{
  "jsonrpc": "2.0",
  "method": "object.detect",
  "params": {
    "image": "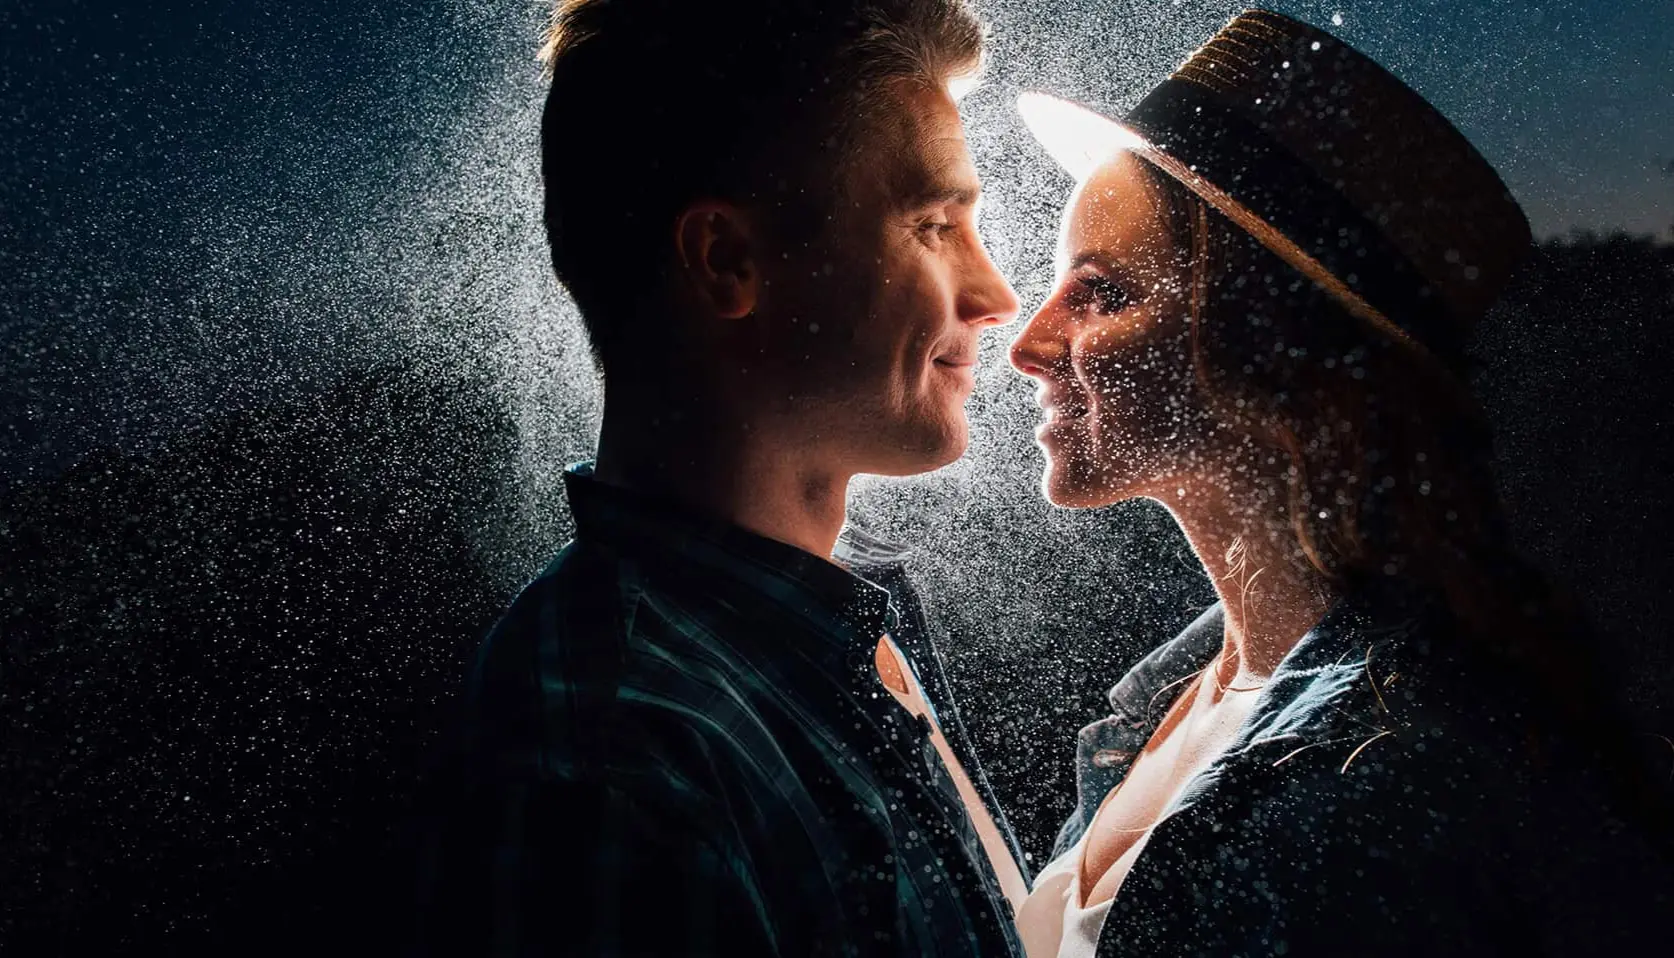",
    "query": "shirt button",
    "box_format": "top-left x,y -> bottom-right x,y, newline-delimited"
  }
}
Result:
1092,748 -> 1133,768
